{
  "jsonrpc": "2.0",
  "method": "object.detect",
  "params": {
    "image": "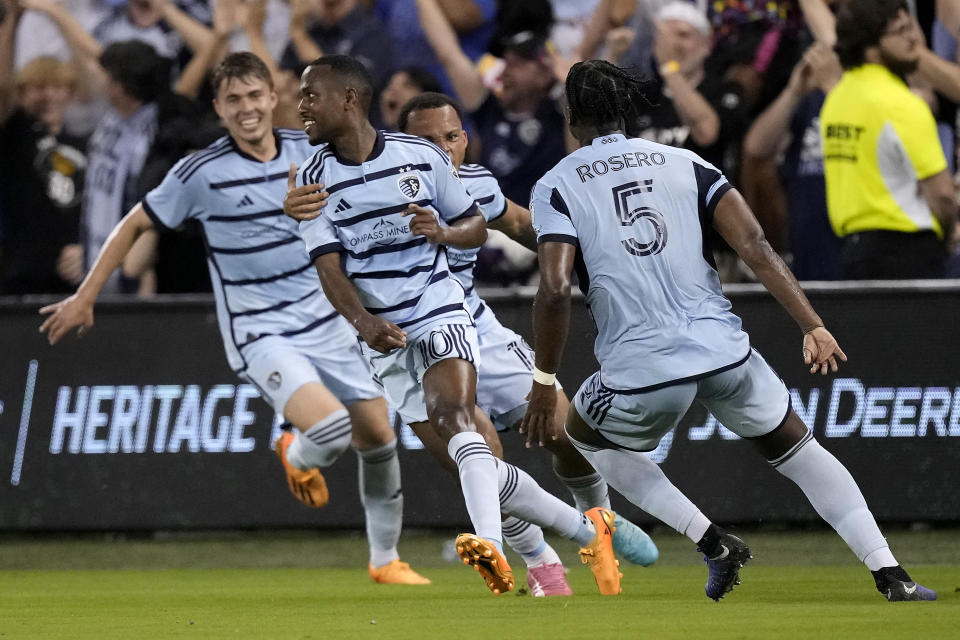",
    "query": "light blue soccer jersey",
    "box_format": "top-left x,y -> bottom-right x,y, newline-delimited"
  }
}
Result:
297,131 -> 480,337
447,163 -> 507,319
143,129 -> 340,372
531,133 -> 750,392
